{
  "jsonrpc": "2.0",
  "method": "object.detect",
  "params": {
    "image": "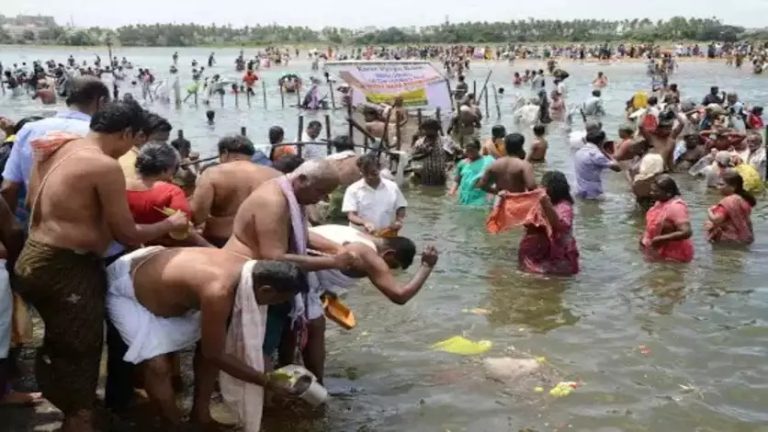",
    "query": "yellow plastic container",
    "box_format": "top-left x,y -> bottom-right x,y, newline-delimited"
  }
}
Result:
323,296 -> 356,330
